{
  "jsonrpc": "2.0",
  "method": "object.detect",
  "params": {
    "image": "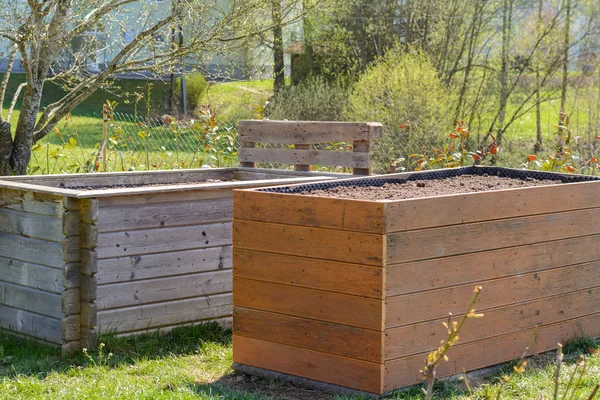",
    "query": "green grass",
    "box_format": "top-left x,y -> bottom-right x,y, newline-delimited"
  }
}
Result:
0,325 -> 598,400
